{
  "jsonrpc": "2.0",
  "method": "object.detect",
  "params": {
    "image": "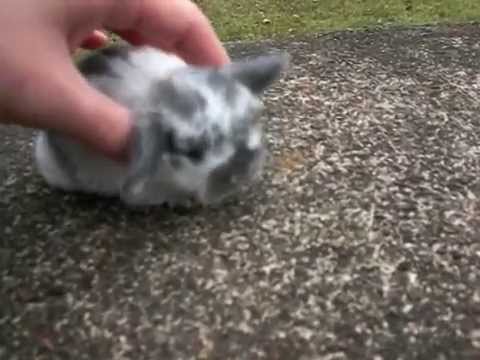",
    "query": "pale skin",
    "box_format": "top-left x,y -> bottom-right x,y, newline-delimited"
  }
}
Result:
0,0 -> 230,160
